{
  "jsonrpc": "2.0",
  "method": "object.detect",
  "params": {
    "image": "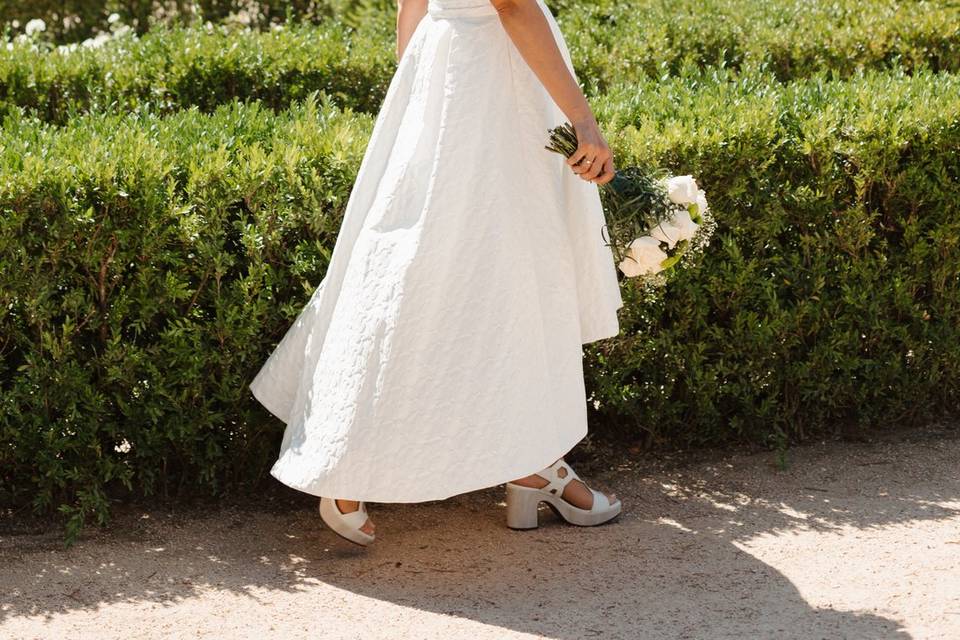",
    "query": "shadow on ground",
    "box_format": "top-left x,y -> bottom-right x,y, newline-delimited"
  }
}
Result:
2,421 -> 958,639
